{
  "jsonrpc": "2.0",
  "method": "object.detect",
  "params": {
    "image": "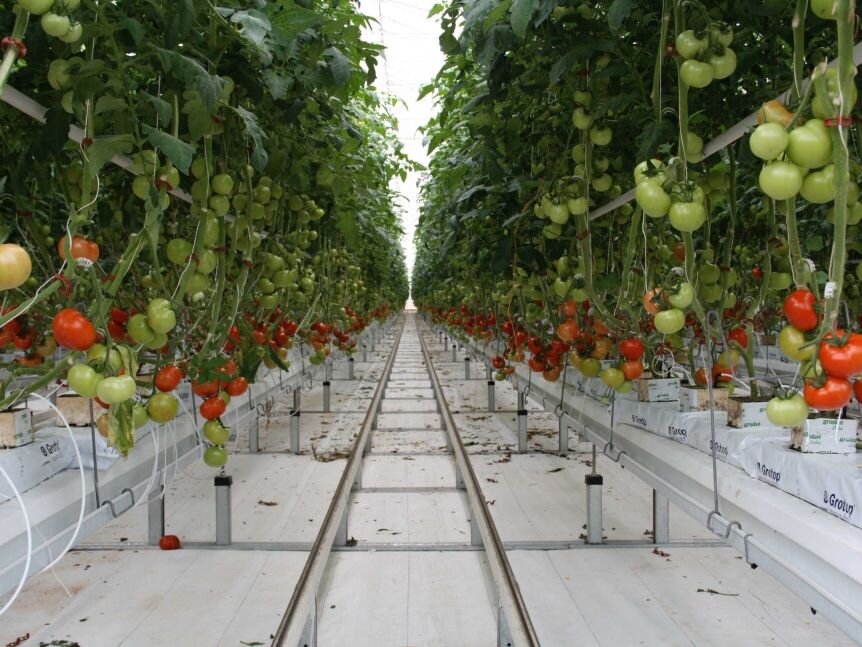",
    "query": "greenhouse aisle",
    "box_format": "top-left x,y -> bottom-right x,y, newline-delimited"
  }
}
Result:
0,314 -> 853,646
